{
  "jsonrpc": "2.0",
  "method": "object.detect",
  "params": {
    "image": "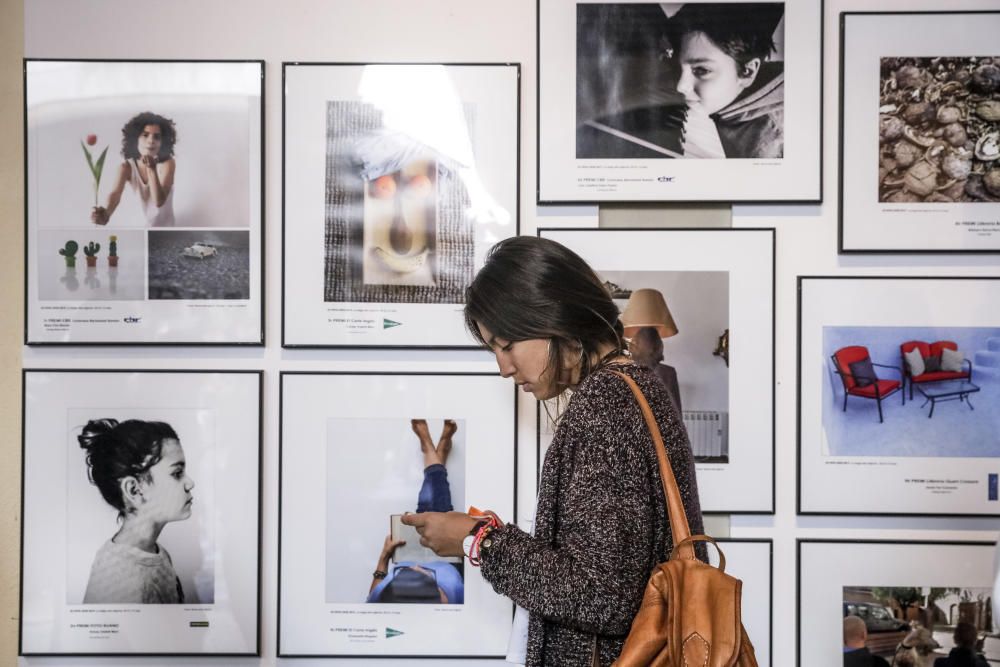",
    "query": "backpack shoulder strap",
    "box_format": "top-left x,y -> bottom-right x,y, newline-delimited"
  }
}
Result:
611,370 -> 694,560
